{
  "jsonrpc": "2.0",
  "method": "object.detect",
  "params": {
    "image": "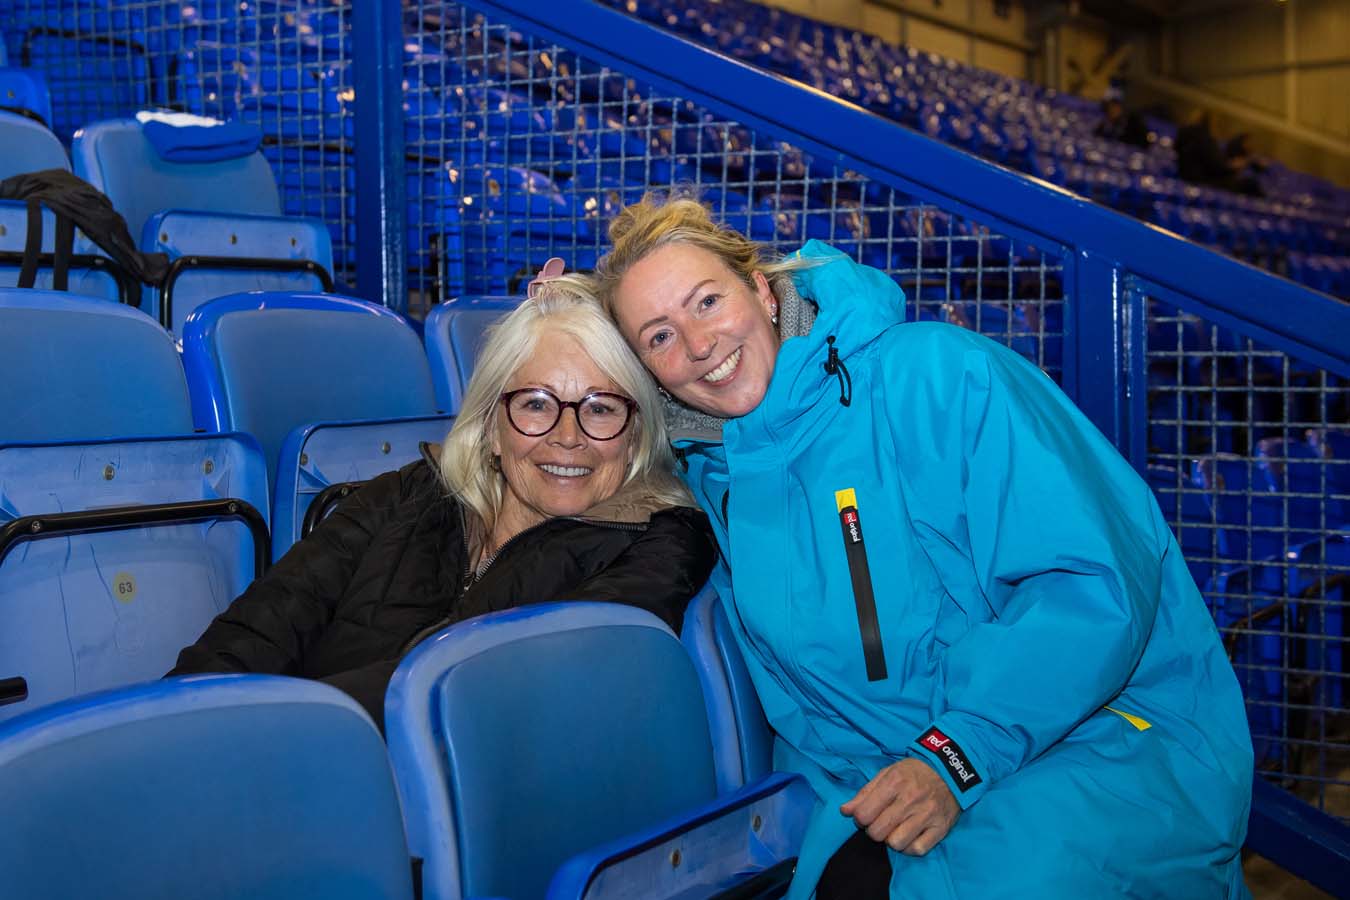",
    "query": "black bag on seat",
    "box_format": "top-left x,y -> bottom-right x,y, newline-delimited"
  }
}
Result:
0,168 -> 168,292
